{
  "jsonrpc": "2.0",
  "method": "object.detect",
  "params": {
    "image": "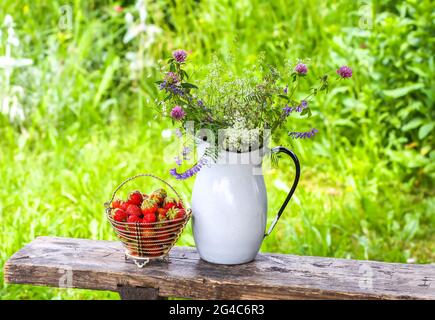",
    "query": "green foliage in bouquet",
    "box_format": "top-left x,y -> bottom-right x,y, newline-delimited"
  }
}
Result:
155,50 -> 352,172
